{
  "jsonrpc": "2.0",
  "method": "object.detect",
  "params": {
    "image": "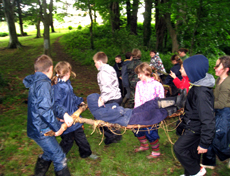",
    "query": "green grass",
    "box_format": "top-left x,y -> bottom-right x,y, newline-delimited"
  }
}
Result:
0,27 -> 229,176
